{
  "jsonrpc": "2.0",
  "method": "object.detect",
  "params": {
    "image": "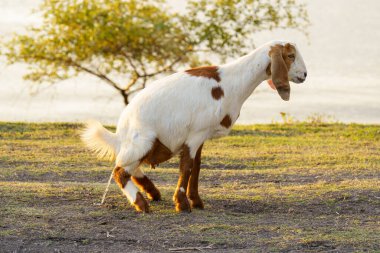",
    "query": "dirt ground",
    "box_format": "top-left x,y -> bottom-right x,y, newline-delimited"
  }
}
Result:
0,122 -> 379,252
